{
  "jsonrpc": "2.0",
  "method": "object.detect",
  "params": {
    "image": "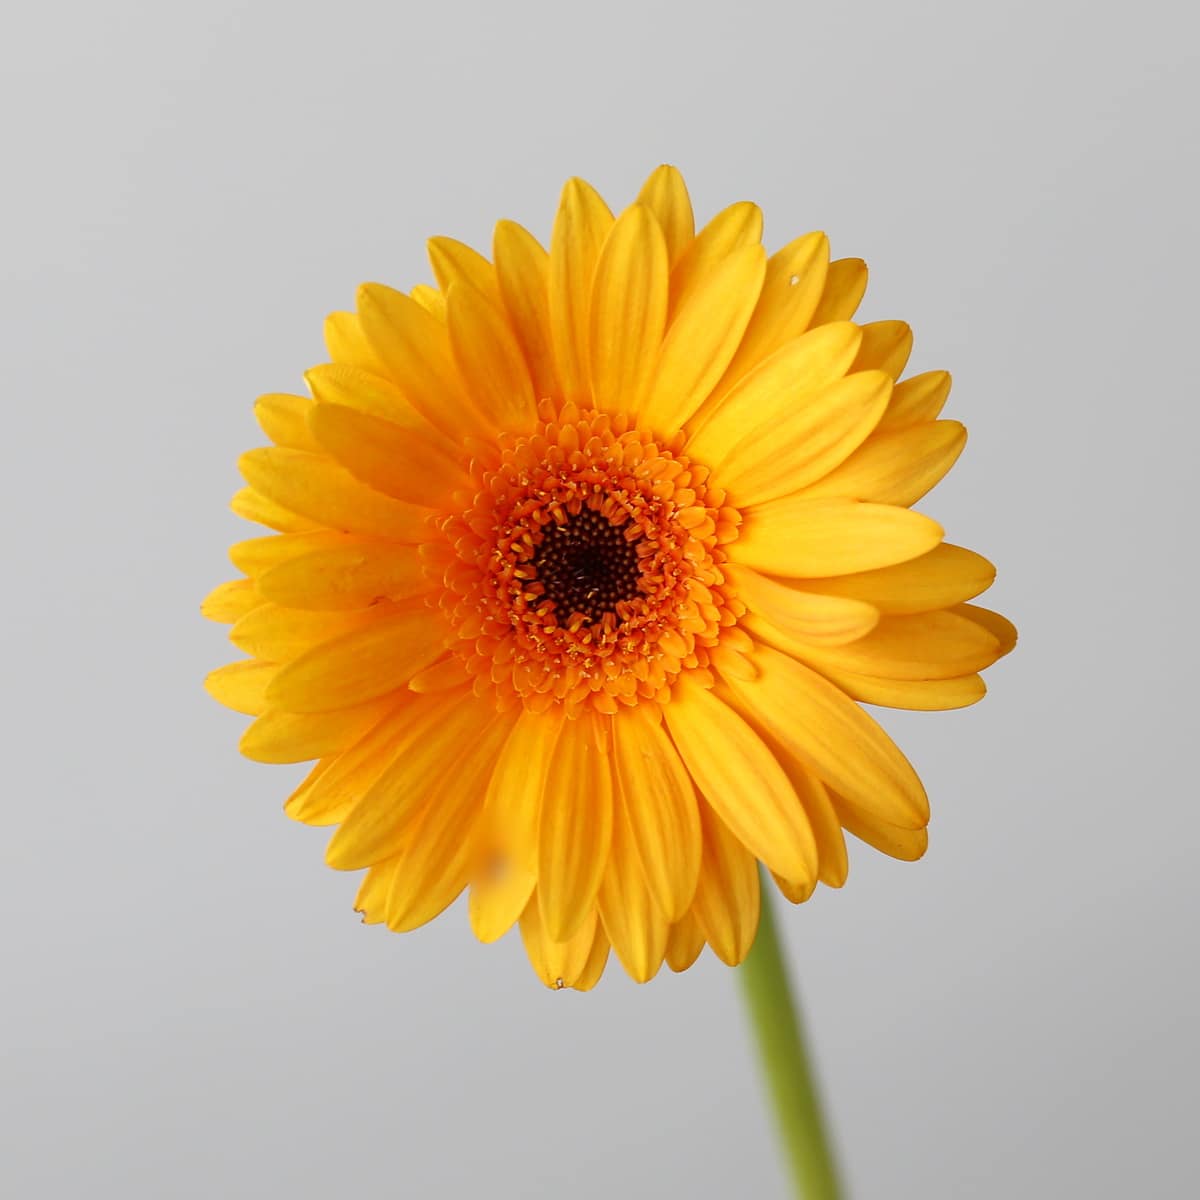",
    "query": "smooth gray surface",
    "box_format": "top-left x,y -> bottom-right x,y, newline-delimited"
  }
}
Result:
3,2 -> 1196,1196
